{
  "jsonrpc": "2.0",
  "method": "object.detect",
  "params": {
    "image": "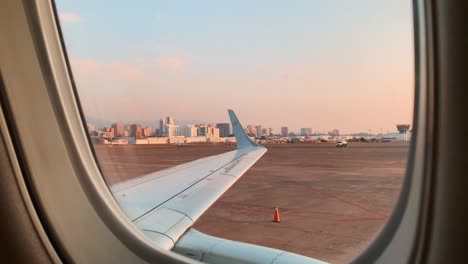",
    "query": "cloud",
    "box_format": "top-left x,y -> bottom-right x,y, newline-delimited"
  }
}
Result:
154,56 -> 187,71
70,59 -> 147,80
69,55 -> 188,82
58,12 -> 81,23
